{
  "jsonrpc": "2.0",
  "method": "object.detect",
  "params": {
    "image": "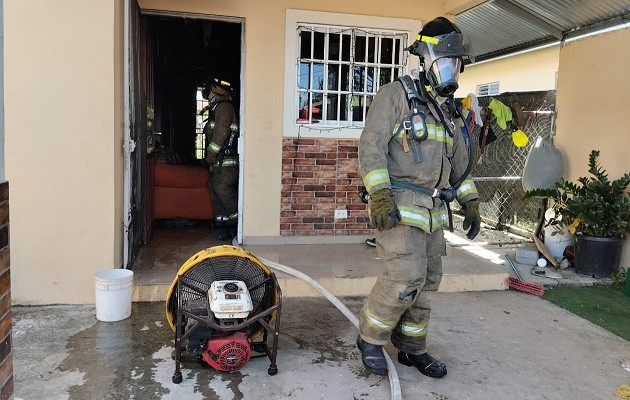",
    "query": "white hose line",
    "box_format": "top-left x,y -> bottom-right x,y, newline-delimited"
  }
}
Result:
259,257 -> 403,400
